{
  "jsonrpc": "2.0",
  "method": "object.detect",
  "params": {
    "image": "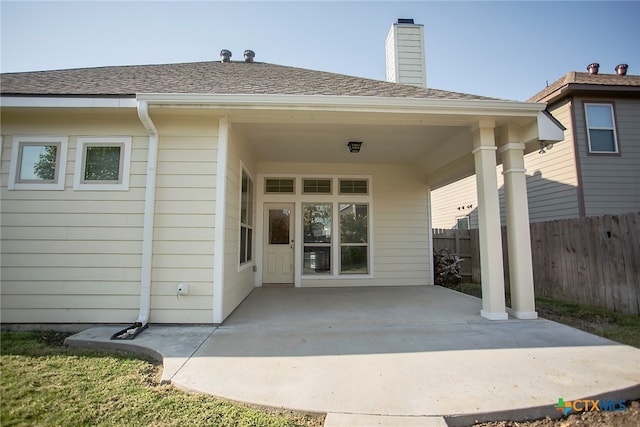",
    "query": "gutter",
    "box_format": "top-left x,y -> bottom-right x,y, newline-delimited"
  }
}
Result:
112,100 -> 158,339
